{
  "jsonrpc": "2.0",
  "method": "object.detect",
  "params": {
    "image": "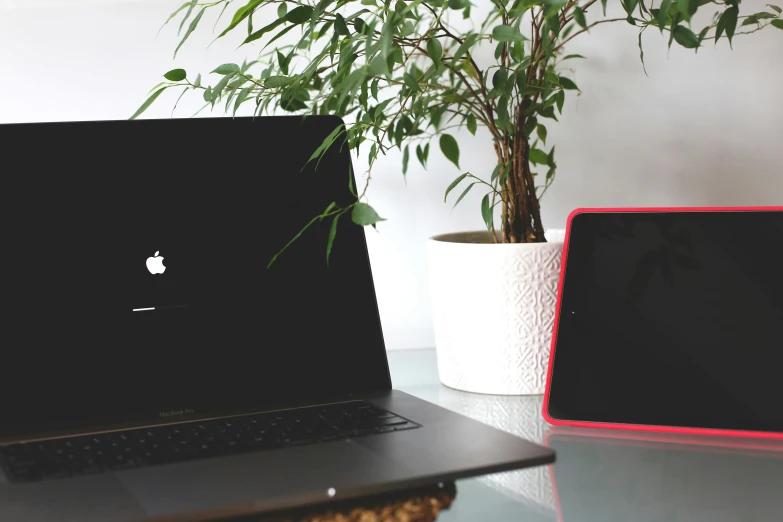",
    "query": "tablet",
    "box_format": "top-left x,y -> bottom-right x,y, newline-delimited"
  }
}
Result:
543,207 -> 783,439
